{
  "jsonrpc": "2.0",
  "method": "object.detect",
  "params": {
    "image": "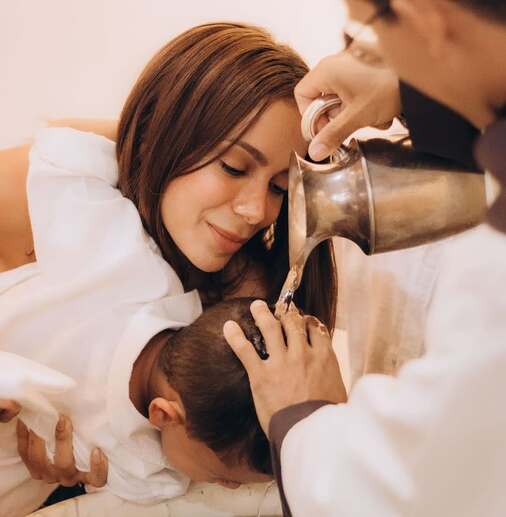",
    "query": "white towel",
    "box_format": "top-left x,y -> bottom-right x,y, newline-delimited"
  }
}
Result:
0,351 -> 75,442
